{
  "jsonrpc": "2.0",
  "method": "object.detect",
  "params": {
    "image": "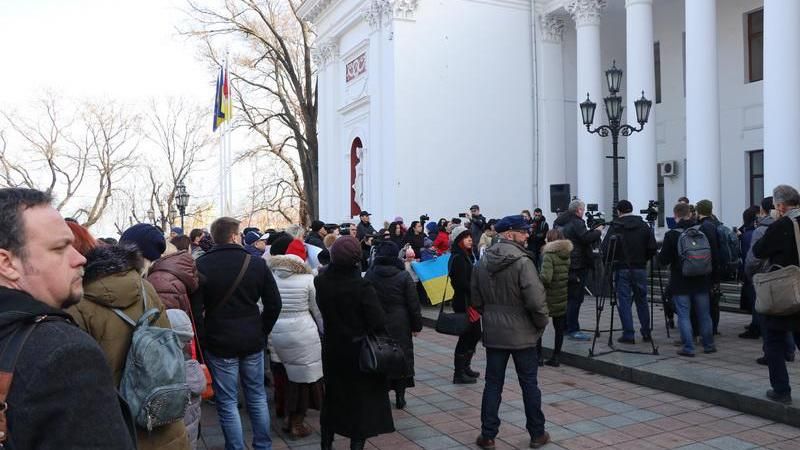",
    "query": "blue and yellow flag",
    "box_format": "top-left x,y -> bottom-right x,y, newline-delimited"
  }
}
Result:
213,65 -> 231,132
411,255 -> 454,305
